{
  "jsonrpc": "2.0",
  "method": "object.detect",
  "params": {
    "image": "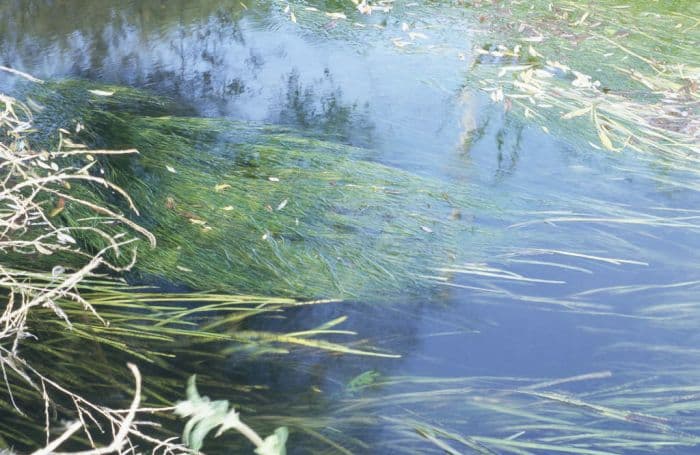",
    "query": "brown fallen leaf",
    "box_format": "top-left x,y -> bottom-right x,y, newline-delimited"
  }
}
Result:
49,197 -> 66,217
